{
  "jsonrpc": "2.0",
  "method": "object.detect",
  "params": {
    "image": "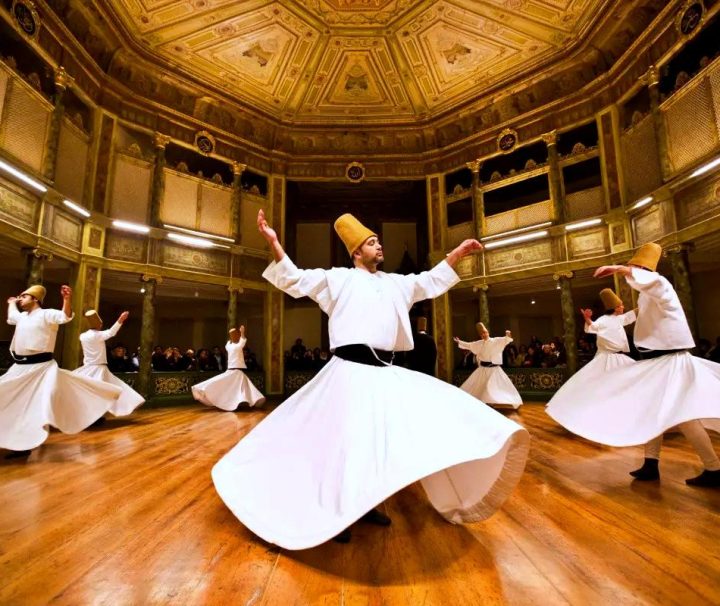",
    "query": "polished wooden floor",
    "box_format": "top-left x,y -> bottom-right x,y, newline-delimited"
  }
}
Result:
1,404 -> 719,606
